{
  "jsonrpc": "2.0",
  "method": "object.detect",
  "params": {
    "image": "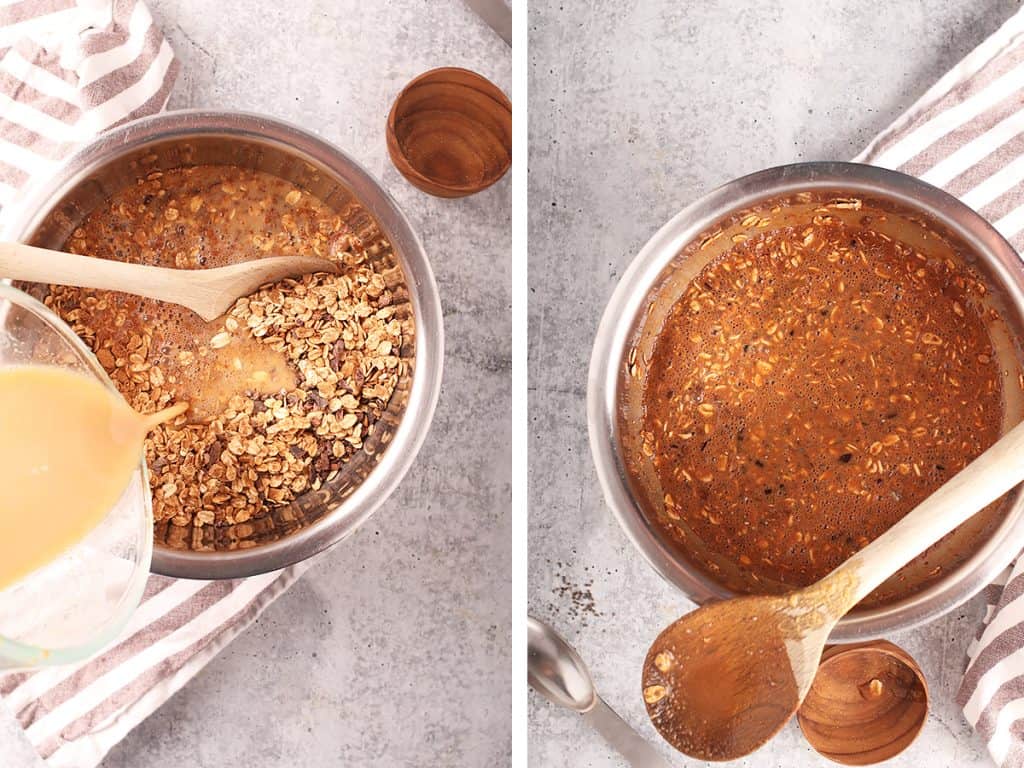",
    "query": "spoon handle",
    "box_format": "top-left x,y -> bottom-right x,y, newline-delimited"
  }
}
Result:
829,418 -> 1024,608
583,696 -> 672,768
0,242 -> 186,303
